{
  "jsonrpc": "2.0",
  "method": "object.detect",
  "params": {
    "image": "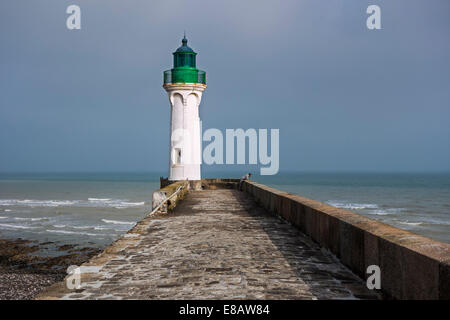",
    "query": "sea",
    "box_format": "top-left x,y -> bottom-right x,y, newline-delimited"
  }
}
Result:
0,173 -> 159,254
255,172 -> 450,244
0,172 -> 448,255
